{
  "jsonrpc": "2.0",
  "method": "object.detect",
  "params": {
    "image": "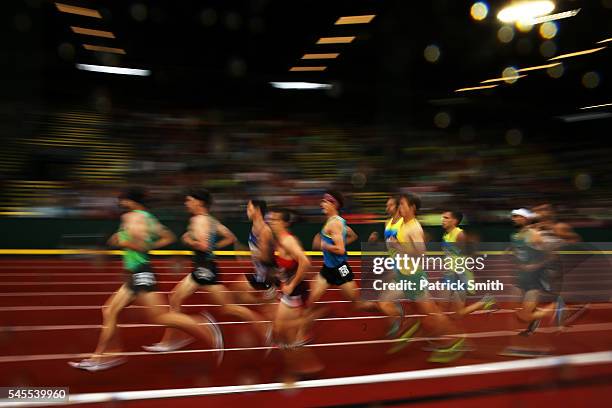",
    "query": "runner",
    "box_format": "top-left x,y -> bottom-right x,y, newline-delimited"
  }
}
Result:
238,199 -> 277,303
267,208 -> 323,379
440,210 -> 496,317
369,196 -> 412,337
143,189 -> 269,353
69,187 -> 221,371
387,193 -> 466,362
